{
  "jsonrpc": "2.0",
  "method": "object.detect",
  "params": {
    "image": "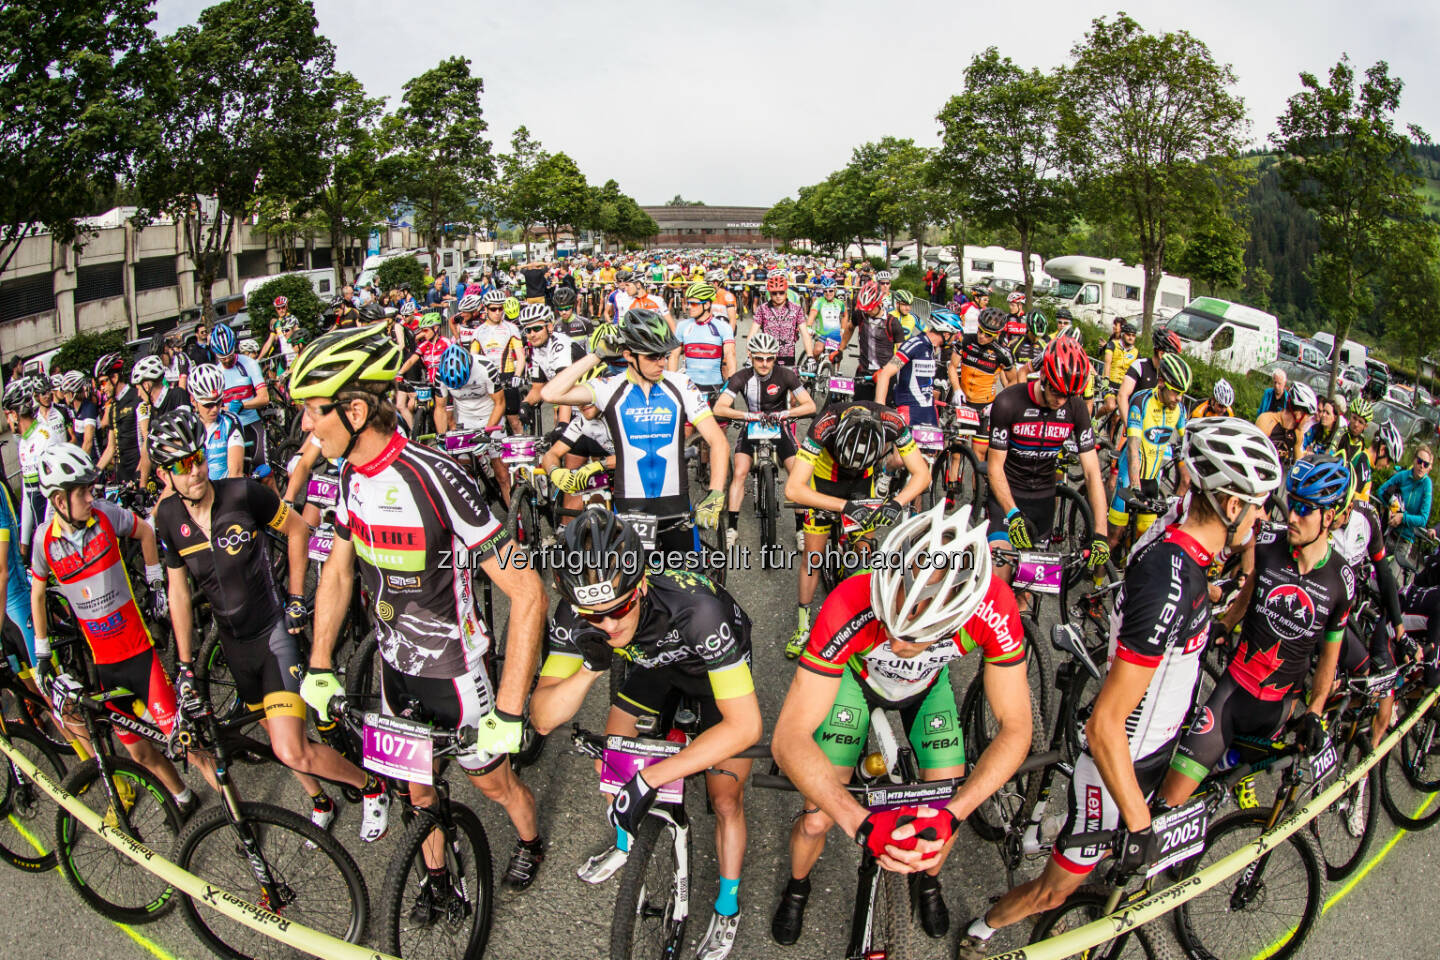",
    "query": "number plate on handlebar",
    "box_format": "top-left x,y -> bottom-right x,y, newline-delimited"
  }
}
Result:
600,735 -> 684,804
1147,798 -> 1208,878
956,404 -> 981,430
443,429 -> 486,455
1307,738 -> 1340,786
1013,552 -> 1063,595
362,713 -> 434,785
1354,670 -> 1402,697
746,421 -> 782,440
415,385 -> 433,402
306,476 -> 339,507
307,525 -> 335,562
911,423 -> 944,452
862,780 -> 957,812
618,512 -> 658,550
829,376 -> 855,395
